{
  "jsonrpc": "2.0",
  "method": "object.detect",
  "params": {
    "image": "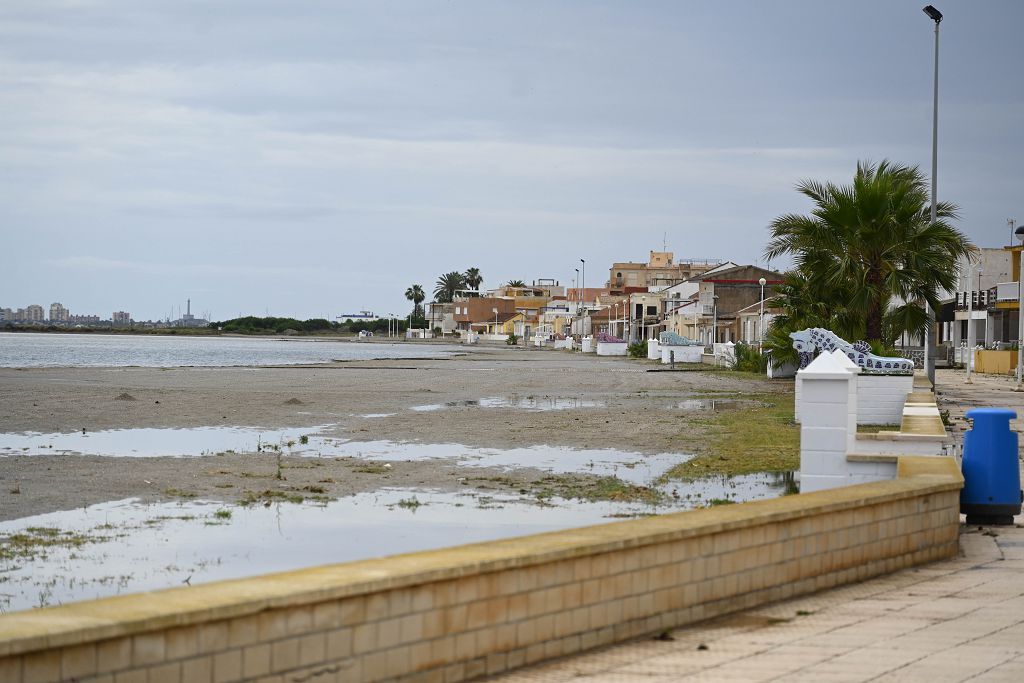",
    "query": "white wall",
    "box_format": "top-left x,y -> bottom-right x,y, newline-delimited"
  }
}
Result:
661,345 -> 703,364
596,341 -> 628,356
796,372 -> 912,426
